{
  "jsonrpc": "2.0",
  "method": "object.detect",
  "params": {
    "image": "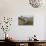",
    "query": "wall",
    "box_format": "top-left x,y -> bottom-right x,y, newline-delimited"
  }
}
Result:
0,0 -> 46,40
